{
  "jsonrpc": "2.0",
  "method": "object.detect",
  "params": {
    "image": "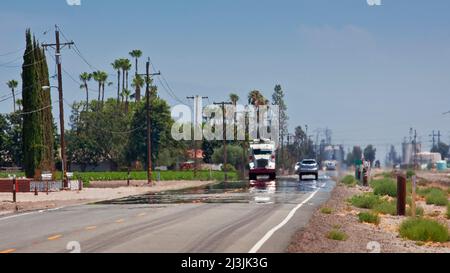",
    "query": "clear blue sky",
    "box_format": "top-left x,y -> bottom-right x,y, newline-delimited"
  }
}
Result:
1,0 -> 450,161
